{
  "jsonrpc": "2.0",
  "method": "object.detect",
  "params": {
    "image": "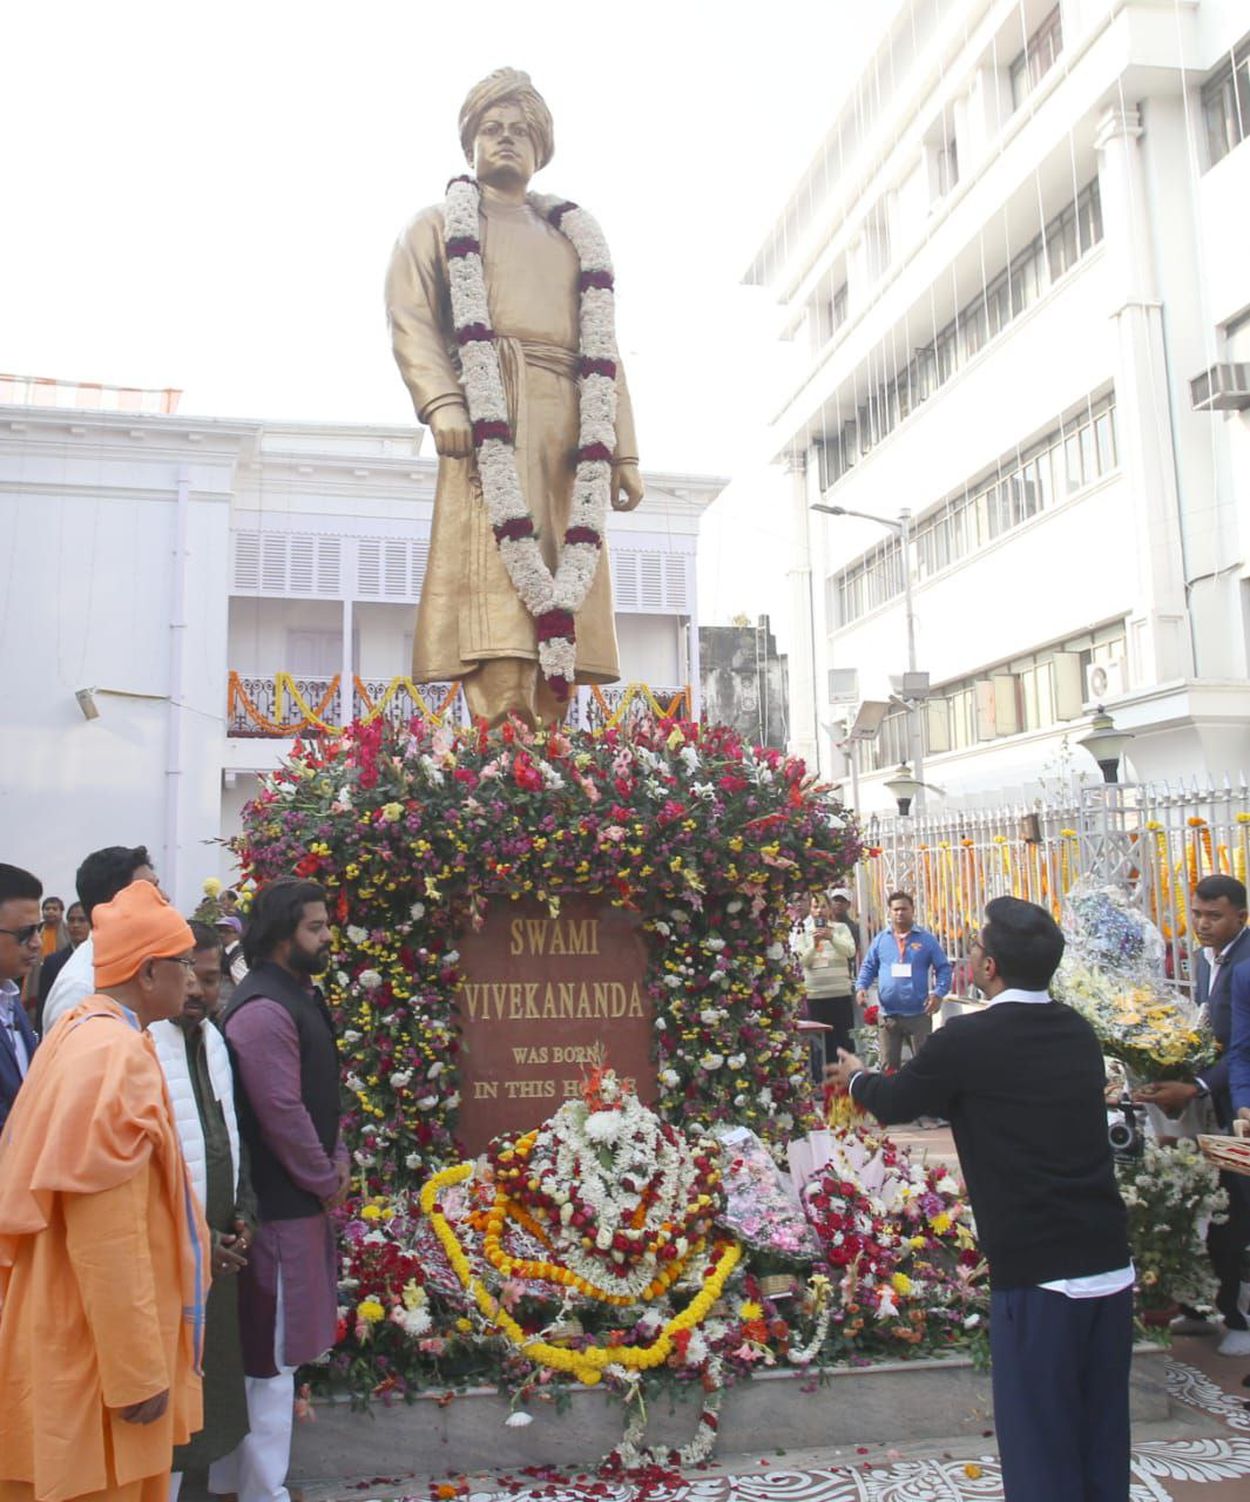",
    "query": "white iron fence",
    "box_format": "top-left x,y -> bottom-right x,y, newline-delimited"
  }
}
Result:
857,779 -> 1250,997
